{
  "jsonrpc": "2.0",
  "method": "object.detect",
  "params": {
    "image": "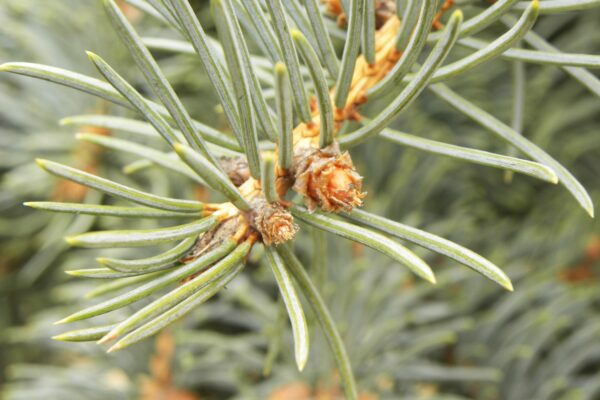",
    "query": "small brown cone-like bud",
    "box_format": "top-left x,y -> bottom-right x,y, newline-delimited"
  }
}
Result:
250,199 -> 298,246
293,143 -> 365,213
